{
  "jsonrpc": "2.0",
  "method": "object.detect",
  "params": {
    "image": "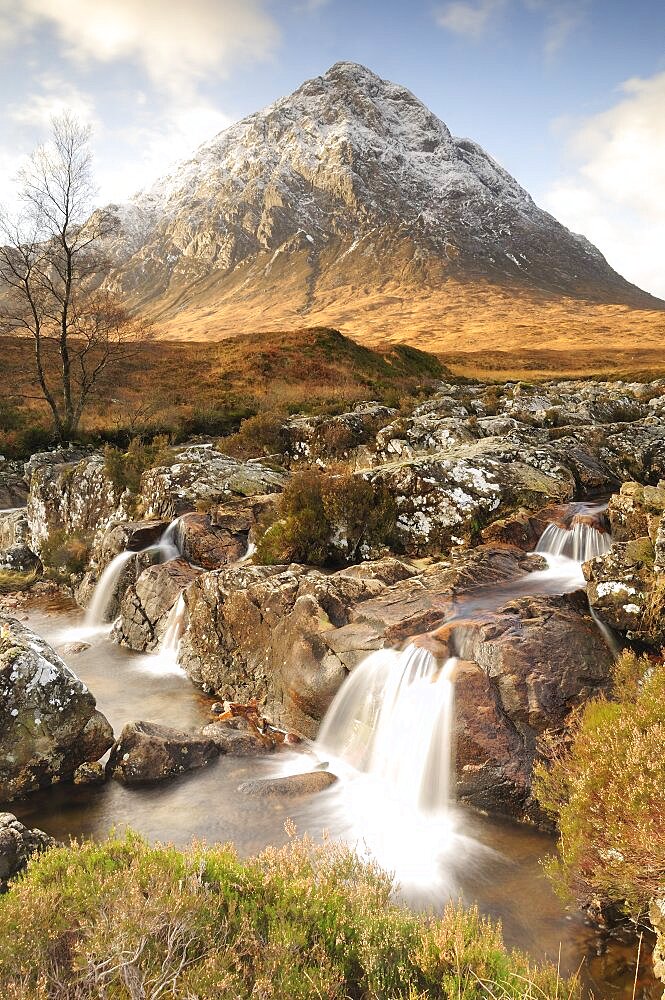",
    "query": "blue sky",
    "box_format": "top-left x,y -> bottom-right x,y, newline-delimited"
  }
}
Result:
1,0 -> 663,295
